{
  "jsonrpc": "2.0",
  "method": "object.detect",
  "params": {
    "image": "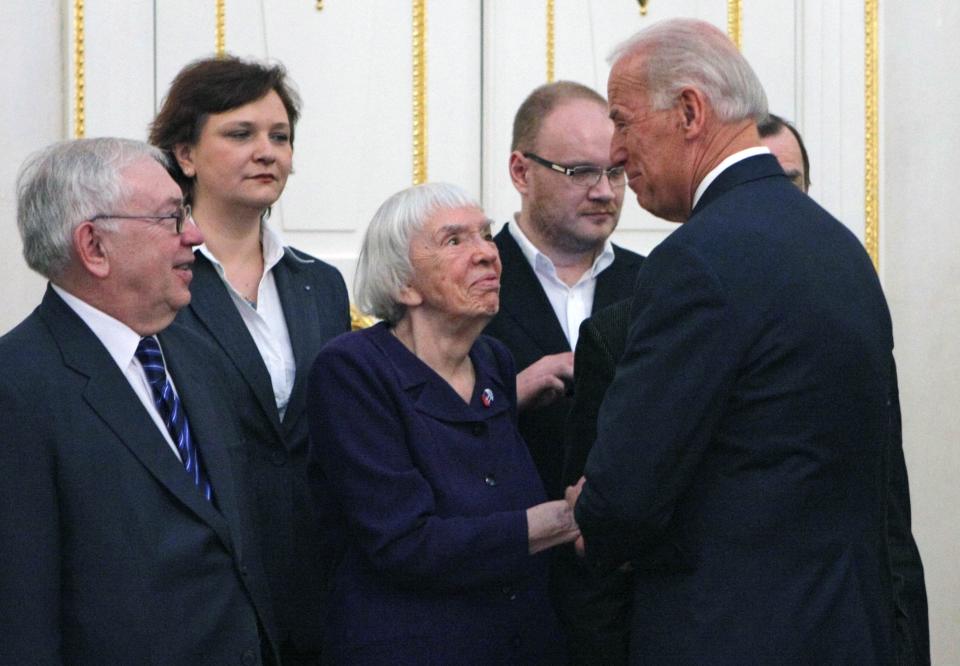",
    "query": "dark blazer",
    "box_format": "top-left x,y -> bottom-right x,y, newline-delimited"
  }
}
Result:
483,224 -> 643,499
306,323 -> 564,665
576,154 -> 906,663
0,287 -> 276,665
175,247 -> 350,661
